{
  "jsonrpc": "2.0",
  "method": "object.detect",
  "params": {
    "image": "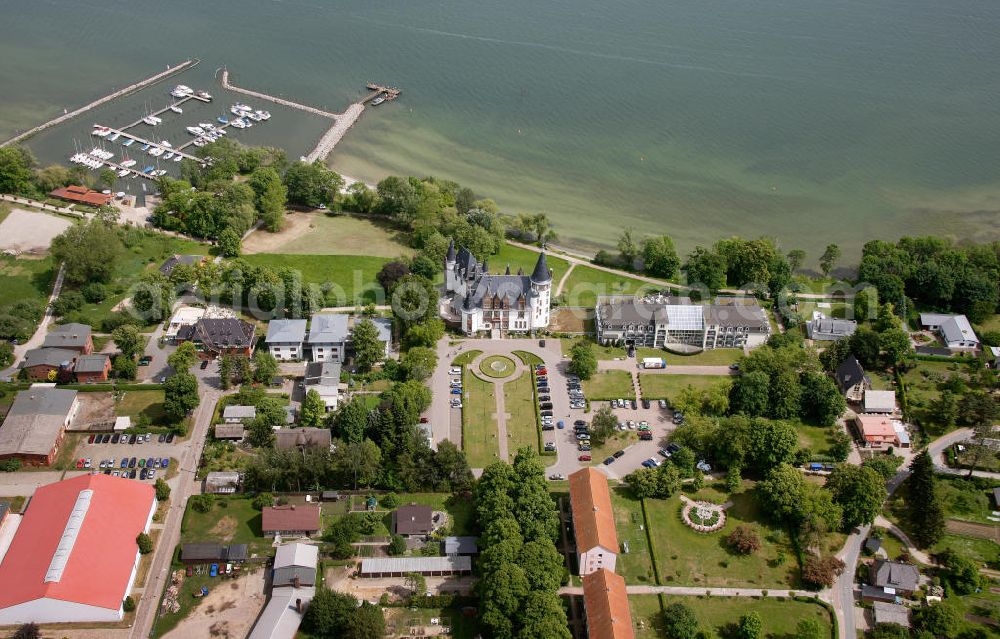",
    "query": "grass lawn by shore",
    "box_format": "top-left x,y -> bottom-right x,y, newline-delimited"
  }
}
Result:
560,265 -> 657,308
630,594 -> 832,639
462,369 -> 500,467
0,254 -> 55,312
503,371 -> 541,457
644,483 -> 802,588
638,374 -> 730,401
611,488 -> 656,583
240,253 -> 391,306
248,213 -> 412,257
492,243 -> 570,286
583,370 -> 635,400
